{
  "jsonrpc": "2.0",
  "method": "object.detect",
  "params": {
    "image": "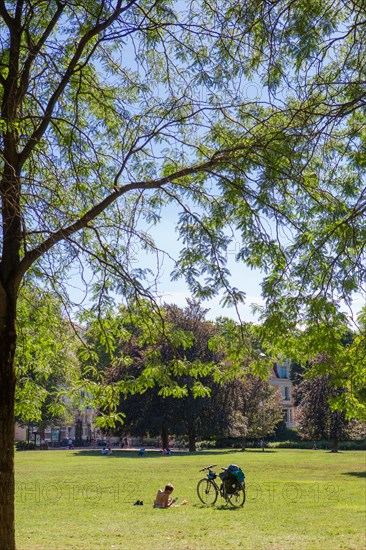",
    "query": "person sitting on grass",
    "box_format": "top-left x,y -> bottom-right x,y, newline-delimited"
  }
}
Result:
153,483 -> 177,508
